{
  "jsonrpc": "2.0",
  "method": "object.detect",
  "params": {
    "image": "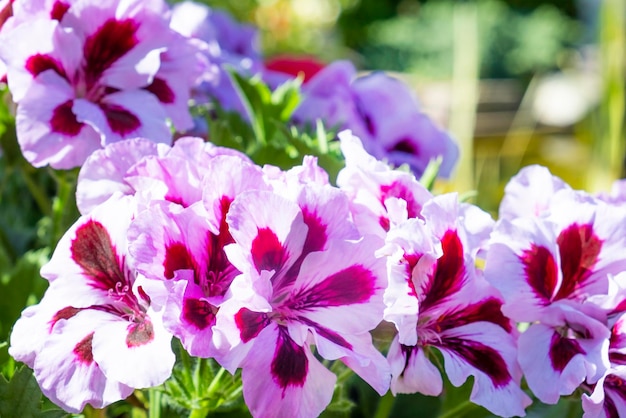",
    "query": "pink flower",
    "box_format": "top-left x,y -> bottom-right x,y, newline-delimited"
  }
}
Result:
9,195 -> 174,412
485,173 -> 626,403
497,164 -> 572,220
582,309 -> 626,417
381,193 -> 530,417
214,188 -> 390,418
336,131 -> 432,238
76,136 -> 250,214
0,0 -> 196,168
128,155 -> 269,358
